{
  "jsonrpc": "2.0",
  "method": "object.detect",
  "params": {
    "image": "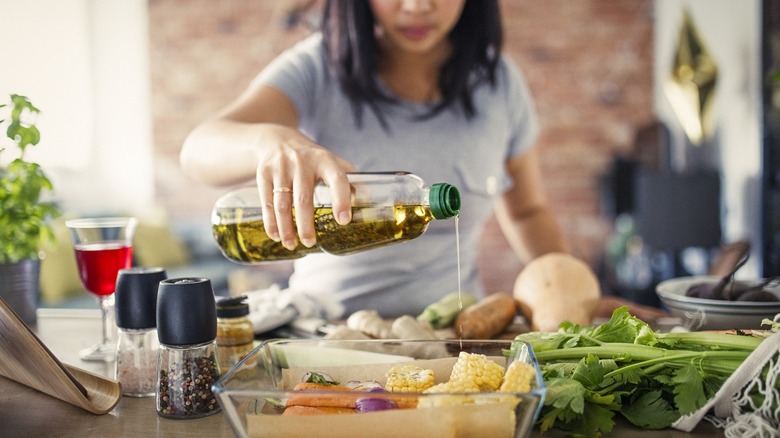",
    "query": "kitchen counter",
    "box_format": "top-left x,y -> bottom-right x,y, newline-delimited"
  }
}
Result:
0,309 -> 723,437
